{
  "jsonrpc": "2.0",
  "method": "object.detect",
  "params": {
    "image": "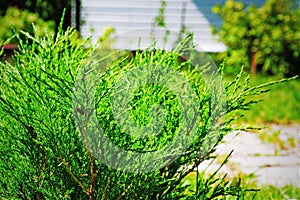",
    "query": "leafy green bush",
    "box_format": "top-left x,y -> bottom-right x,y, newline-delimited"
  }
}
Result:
0,7 -> 55,45
0,21 -> 290,199
0,0 -> 72,31
212,0 -> 300,77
